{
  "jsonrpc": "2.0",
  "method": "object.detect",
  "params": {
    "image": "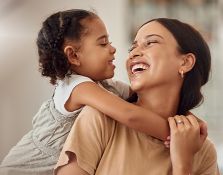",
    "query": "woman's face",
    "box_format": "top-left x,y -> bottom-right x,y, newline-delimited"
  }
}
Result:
126,21 -> 184,92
